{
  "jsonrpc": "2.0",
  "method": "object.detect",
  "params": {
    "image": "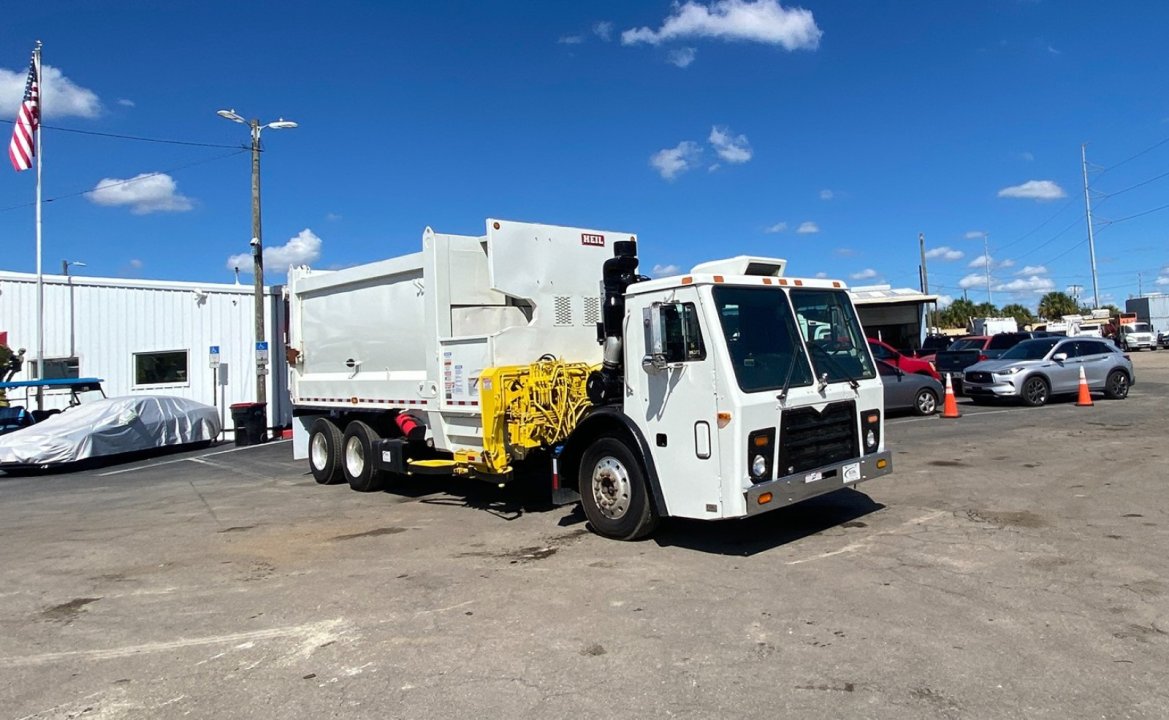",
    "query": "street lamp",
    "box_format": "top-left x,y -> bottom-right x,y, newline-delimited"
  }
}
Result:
216,108 -> 298,406
61,259 -> 86,276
